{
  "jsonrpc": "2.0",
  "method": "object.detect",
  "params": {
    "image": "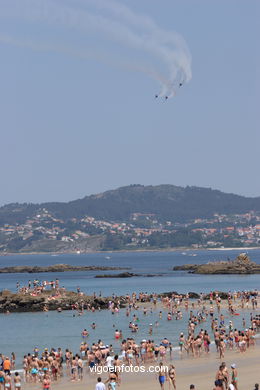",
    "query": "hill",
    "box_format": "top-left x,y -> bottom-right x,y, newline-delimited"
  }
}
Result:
1,184 -> 260,226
